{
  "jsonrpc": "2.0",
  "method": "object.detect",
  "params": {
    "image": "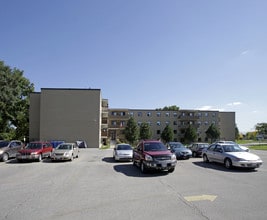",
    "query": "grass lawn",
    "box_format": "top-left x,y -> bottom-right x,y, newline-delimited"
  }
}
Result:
249,145 -> 267,150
